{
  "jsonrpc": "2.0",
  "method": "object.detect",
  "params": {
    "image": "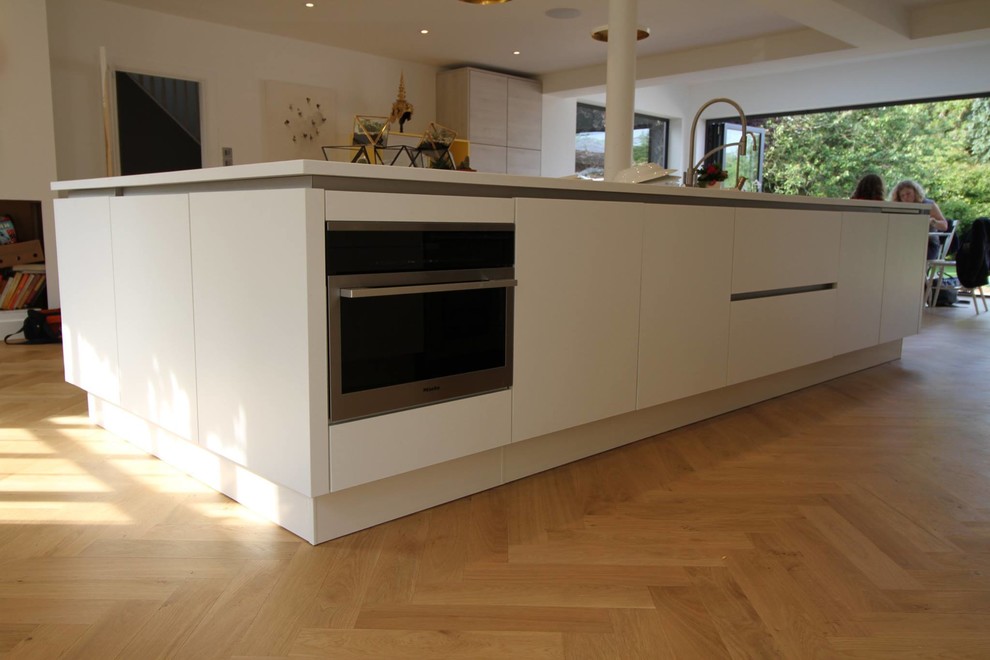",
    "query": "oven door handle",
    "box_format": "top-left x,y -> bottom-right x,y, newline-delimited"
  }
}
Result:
340,278 -> 518,299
